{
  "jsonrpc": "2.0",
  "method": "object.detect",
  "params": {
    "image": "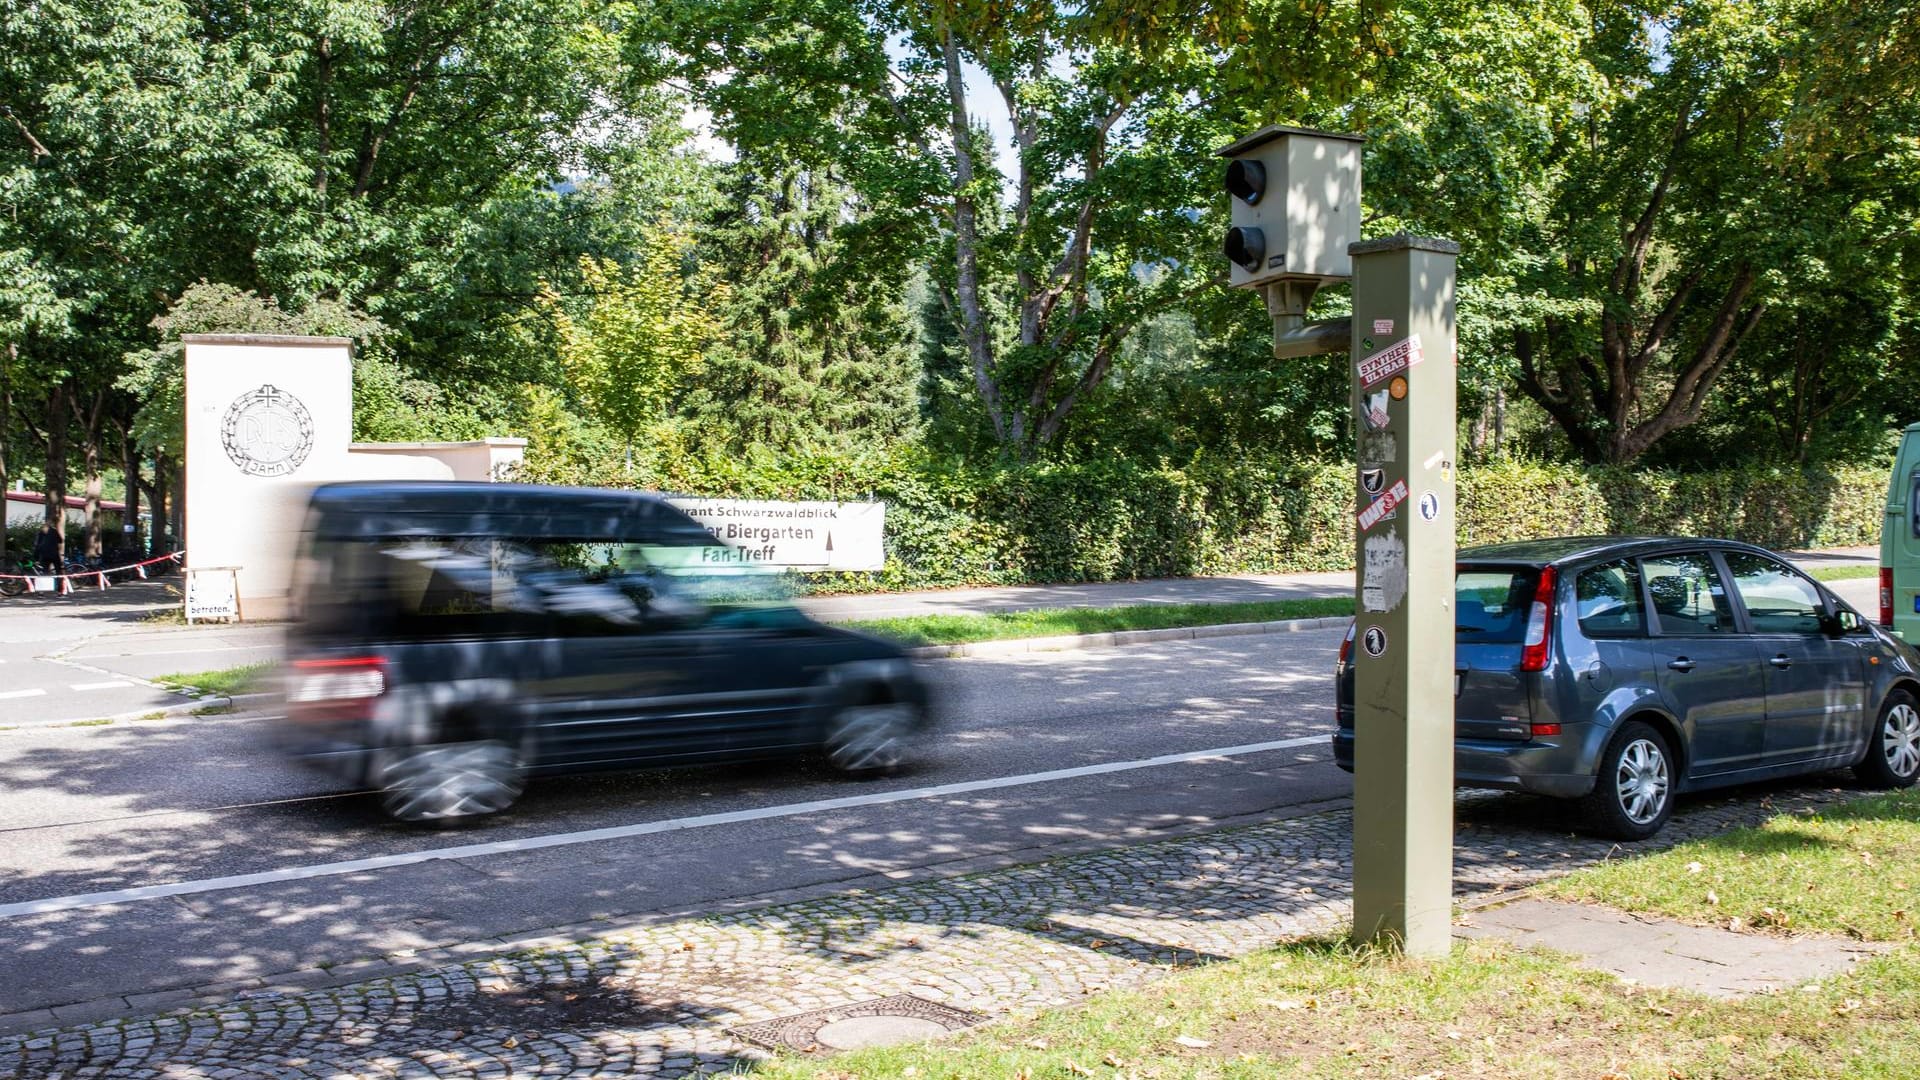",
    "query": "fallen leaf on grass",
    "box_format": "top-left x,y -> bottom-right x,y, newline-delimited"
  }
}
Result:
1645,1004 -> 1675,1017
1024,1038 -> 1050,1050
1174,1035 -> 1212,1049
1686,861 -> 1704,874
1065,1062 -> 1091,1077
1834,998 -> 1863,1015
1705,889 -> 1719,906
